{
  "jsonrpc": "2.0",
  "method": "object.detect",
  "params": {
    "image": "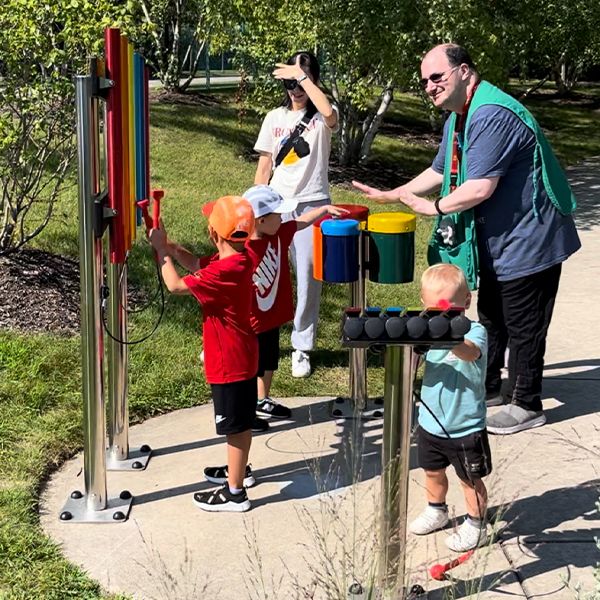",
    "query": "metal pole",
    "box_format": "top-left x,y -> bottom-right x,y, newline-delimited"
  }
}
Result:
380,345 -> 414,597
76,75 -> 108,512
107,261 -> 128,462
349,229 -> 368,410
